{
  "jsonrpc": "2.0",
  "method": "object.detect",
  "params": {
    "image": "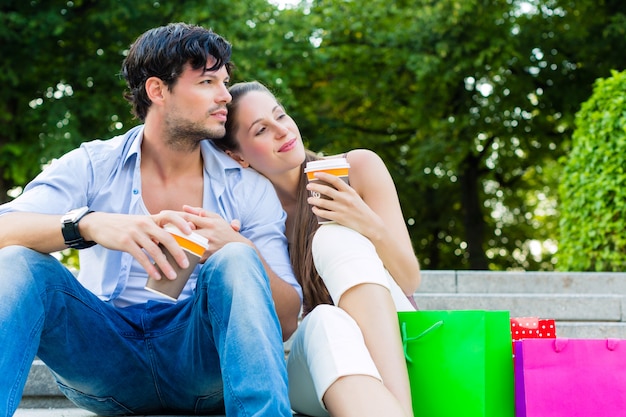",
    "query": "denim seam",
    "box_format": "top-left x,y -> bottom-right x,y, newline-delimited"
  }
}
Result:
10,313 -> 44,413
144,337 -> 167,409
205,292 -> 248,417
39,286 -> 107,338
